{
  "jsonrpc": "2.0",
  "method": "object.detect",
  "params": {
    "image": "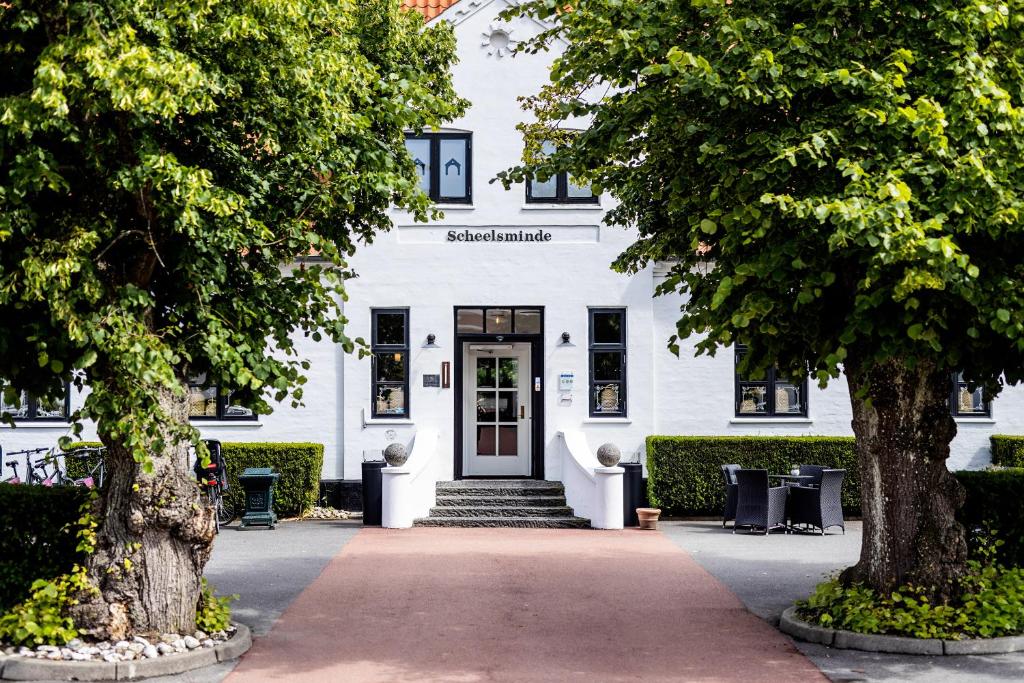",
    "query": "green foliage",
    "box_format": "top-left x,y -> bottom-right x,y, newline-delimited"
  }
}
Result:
0,484 -> 89,611
799,535 -> 1024,639
990,436 -> 1024,467
501,0 -> 1024,396
646,436 -> 859,516
65,441 -> 323,517
0,567 -> 94,646
195,578 -> 235,634
955,468 -> 1024,567
0,489 -> 97,646
222,442 -> 323,517
0,0 -> 466,469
